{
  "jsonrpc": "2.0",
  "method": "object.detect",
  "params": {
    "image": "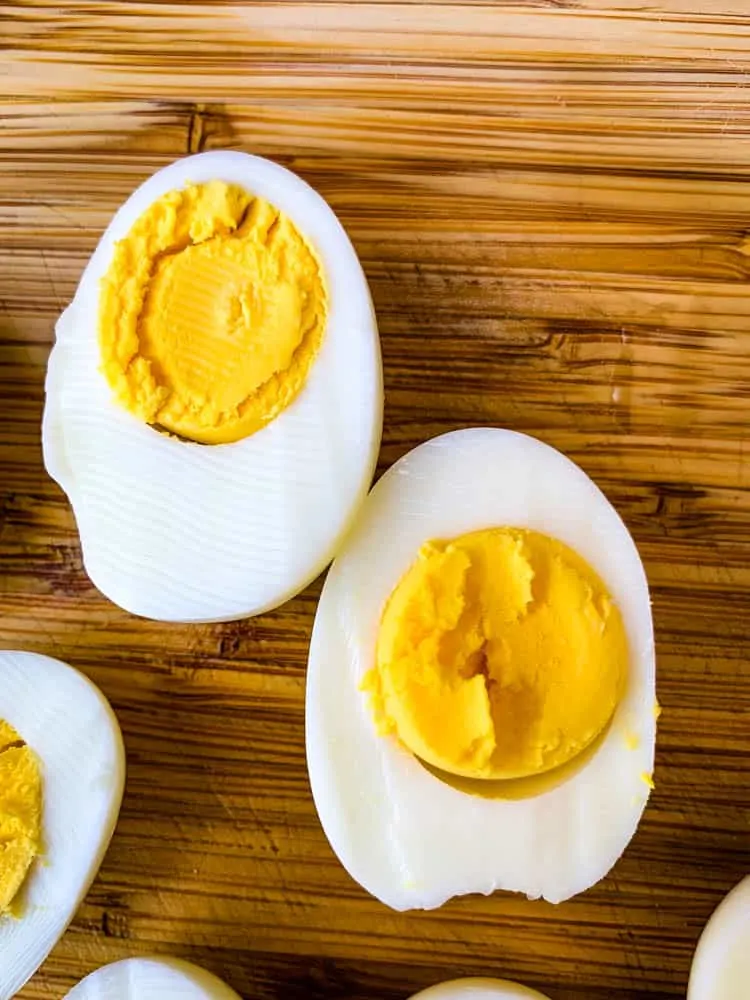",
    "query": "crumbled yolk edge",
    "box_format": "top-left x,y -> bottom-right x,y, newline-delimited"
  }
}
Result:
99,180 -> 327,445
363,527 -> 628,781
0,719 -> 42,916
